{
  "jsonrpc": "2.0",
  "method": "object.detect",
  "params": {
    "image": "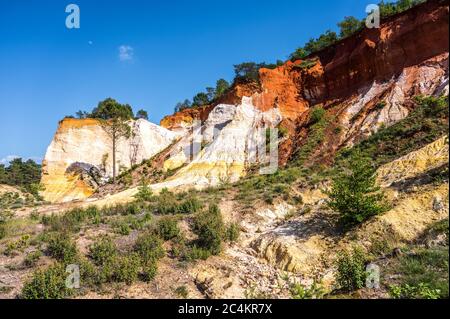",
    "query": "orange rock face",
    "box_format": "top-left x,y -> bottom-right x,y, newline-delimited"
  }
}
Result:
160,105 -> 214,131
301,0 -> 449,105
253,61 -> 309,120
160,0 -> 449,166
